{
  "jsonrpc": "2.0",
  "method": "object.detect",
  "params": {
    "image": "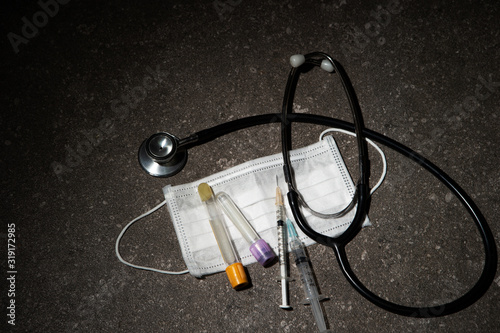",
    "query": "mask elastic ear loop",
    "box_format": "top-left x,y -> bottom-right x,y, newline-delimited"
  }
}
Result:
319,128 -> 387,195
115,200 -> 189,275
